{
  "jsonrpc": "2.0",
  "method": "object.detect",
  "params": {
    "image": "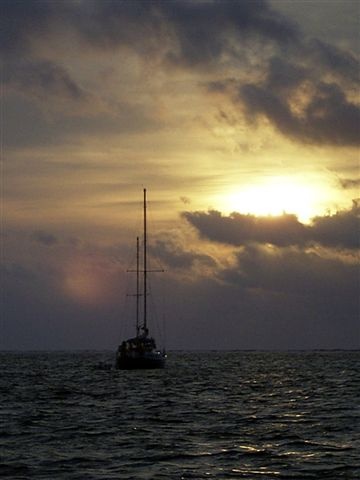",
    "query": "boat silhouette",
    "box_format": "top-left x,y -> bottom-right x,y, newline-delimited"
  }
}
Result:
115,189 -> 166,369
